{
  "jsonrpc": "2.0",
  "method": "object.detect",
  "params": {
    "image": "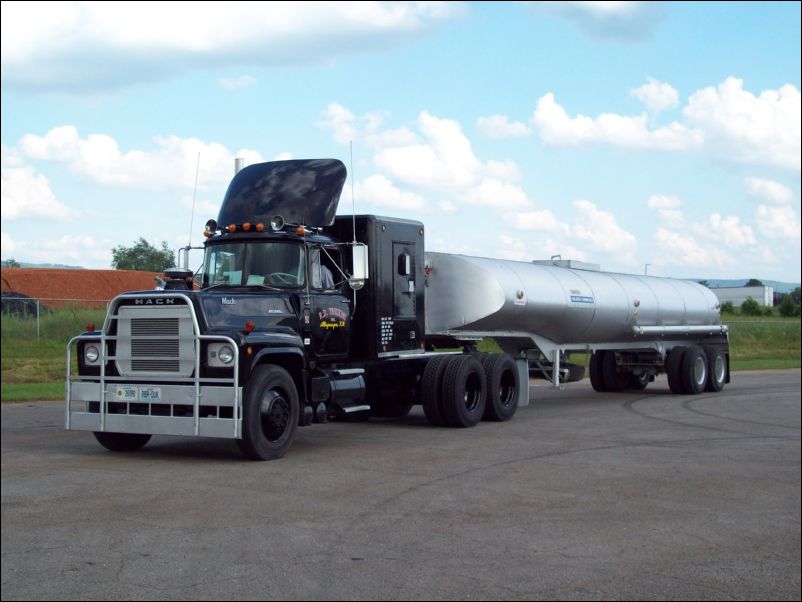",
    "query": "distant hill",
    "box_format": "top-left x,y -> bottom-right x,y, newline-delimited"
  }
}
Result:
697,279 -> 800,294
1,261 -> 85,269
19,262 -> 85,269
